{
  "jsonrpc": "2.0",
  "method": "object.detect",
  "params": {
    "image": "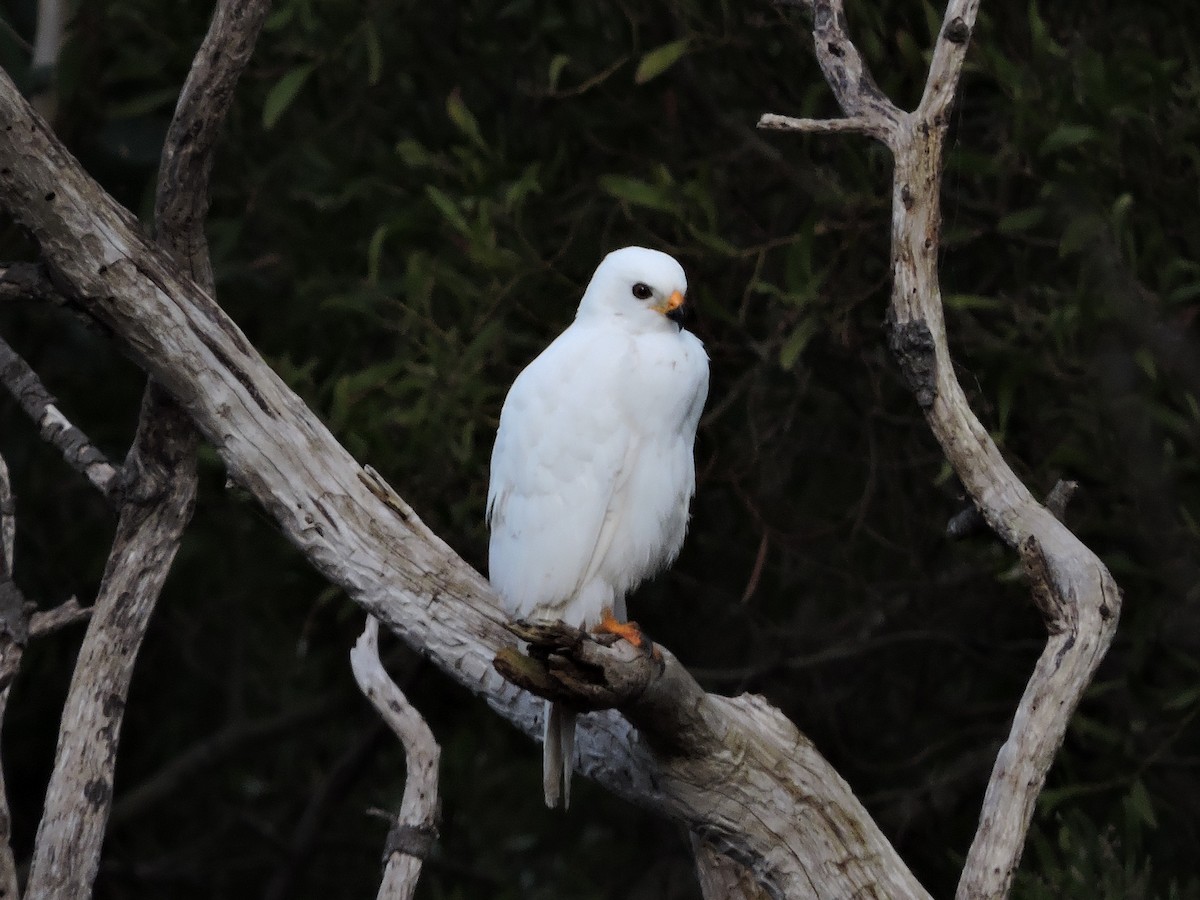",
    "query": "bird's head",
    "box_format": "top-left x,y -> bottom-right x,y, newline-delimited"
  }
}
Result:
576,246 -> 690,331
